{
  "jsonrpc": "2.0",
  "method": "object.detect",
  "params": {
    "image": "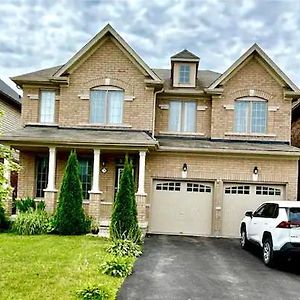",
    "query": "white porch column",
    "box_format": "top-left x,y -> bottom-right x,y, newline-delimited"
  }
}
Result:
45,147 -> 57,191
136,150 -> 147,195
90,149 -> 101,193
89,149 -> 102,222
